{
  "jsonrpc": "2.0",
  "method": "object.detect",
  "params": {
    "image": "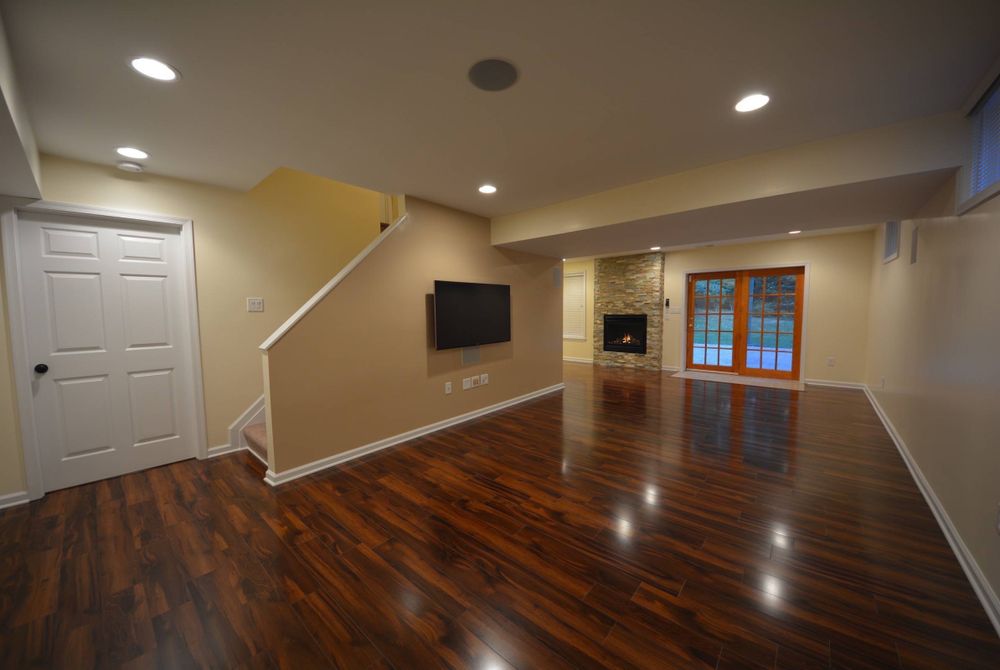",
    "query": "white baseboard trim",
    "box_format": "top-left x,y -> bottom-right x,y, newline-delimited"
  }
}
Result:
562,356 -> 593,364
206,442 -> 269,469
203,397 -> 267,462
265,383 -> 566,487
206,443 -> 246,458
0,490 -> 30,510
804,378 -> 867,389
862,385 -> 1000,637
661,365 -> 680,372
228,395 -> 266,451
